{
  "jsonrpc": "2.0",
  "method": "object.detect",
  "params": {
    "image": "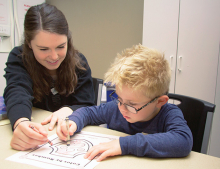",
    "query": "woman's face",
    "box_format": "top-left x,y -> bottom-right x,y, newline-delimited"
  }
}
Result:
30,30 -> 68,75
